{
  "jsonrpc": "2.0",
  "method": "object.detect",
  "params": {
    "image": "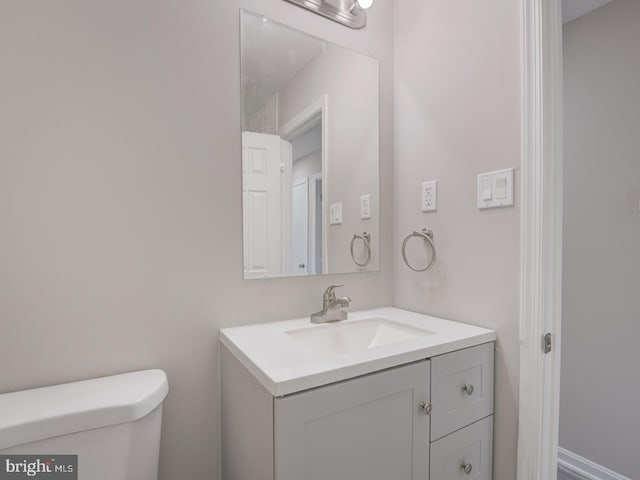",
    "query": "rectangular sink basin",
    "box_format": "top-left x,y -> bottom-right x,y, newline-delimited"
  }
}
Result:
286,318 -> 435,356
